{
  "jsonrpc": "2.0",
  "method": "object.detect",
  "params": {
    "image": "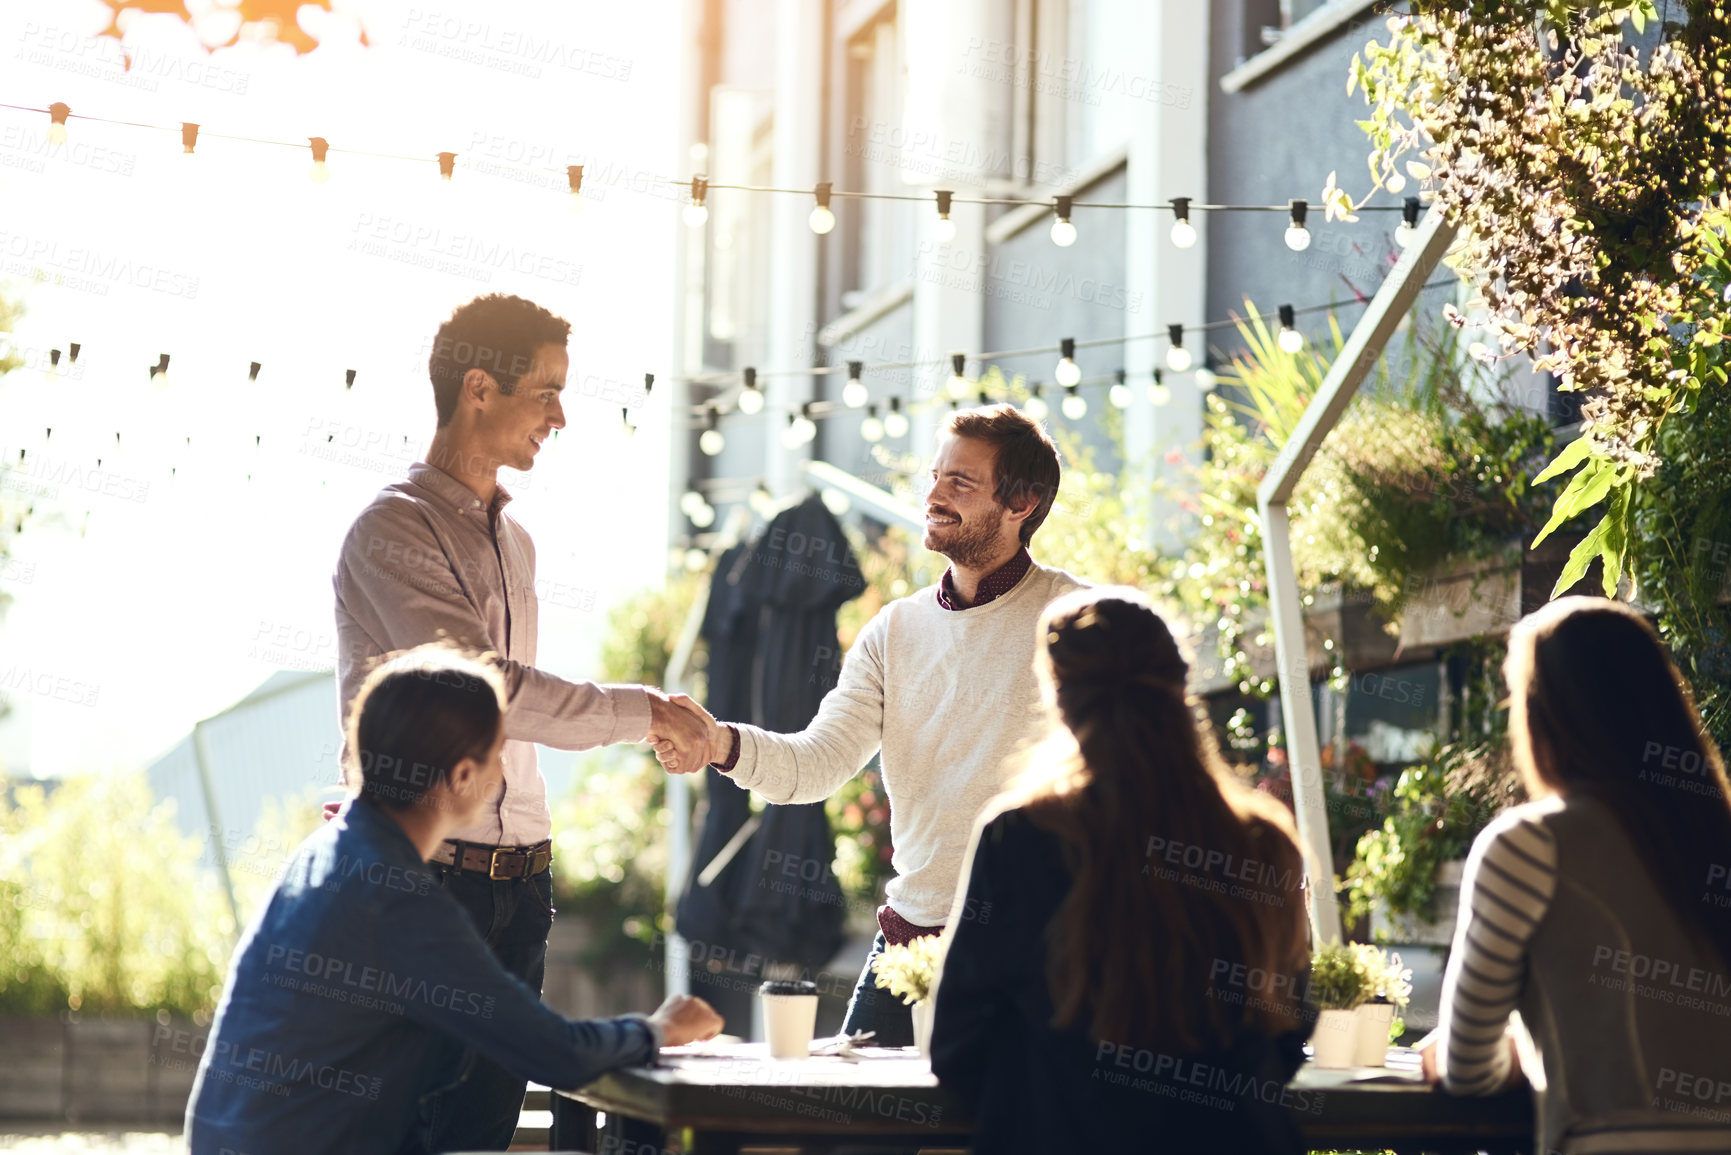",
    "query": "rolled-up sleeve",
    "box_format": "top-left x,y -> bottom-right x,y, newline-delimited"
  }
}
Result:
333,500 -> 652,779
